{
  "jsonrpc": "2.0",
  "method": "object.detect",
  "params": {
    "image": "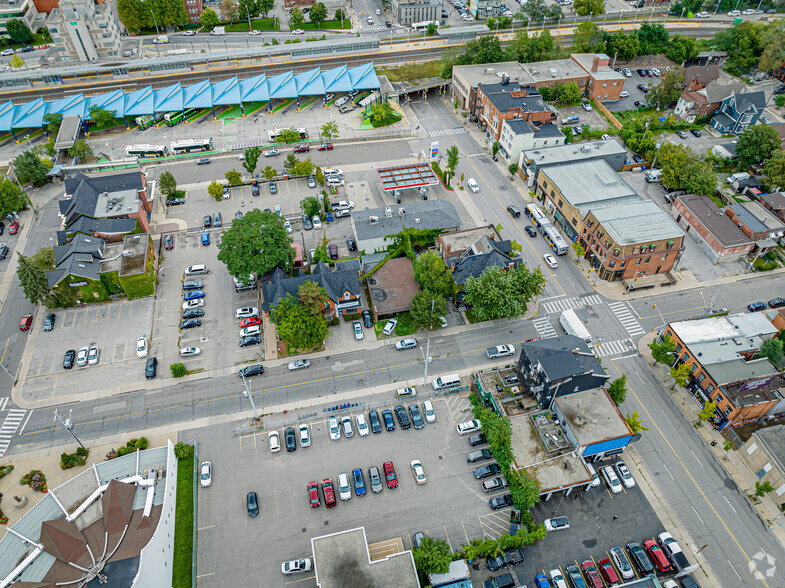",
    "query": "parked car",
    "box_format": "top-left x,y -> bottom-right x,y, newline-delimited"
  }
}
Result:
288,359 -> 311,371
328,416 -> 341,440
239,335 -> 261,348
180,318 -> 202,329
486,547 -> 524,571
369,466 -> 383,493
690,128 -> 702,137
382,319 -> 397,335
199,461 -> 212,487
353,468 -> 367,495
456,419 -> 481,435
582,560 -> 603,588
644,538 -> 671,573
307,481 -> 320,507
76,347 -> 89,367
382,409 -> 395,431
201,232 -> 210,246
410,459 -> 426,484
544,516 -> 570,532
383,461 -> 398,488
246,491 -> 259,516
627,541 -> 654,575
676,130 -> 688,139
361,309 -> 372,328
179,347 -> 201,358
355,413 -> 370,436
63,349 -> 76,369
394,405 -> 411,429
299,423 -> 311,447
8,222 -> 19,234
769,298 -> 785,308
164,235 -> 173,250
550,568 -> 569,588
598,558 -> 619,585
318,143 -> 333,151
614,460 -> 636,488
294,144 -> 310,153
268,430 -> 281,452
341,415 -> 354,437
346,237 -> 357,251
182,280 -> 203,291
488,494 -> 513,510
145,357 -> 158,378
748,302 -> 767,312
482,476 -> 509,492
368,409 -> 382,434
611,546 -> 635,580
284,427 -> 297,451
322,478 -> 336,508
467,449 -> 492,463
264,148 -> 279,157
602,465 -> 622,493
468,433 -> 486,446
42,313 -> 55,332
423,400 -> 436,423
565,564 -> 586,588
474,463 -> 502,479
353,321 -> 364,340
